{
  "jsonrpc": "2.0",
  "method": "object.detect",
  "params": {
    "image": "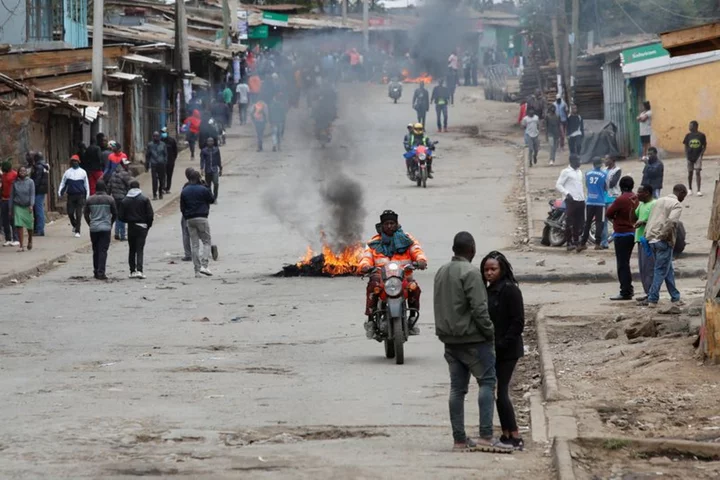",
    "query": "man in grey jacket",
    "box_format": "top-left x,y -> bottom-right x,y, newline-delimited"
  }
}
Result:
434,231 -> 512,453
83,180 -> 117,280
145,131 -> 168,200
